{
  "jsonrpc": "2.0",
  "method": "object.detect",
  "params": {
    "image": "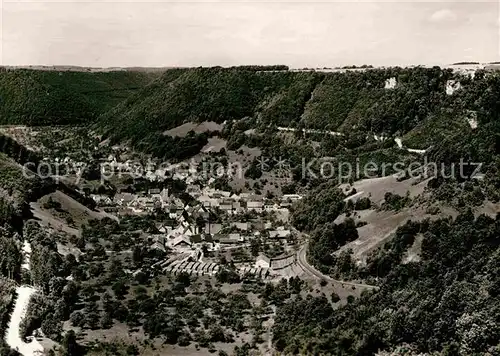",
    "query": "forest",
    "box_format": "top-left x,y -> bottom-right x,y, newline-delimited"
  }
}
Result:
275,212 -> 500,355
0,69 -> 162,125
